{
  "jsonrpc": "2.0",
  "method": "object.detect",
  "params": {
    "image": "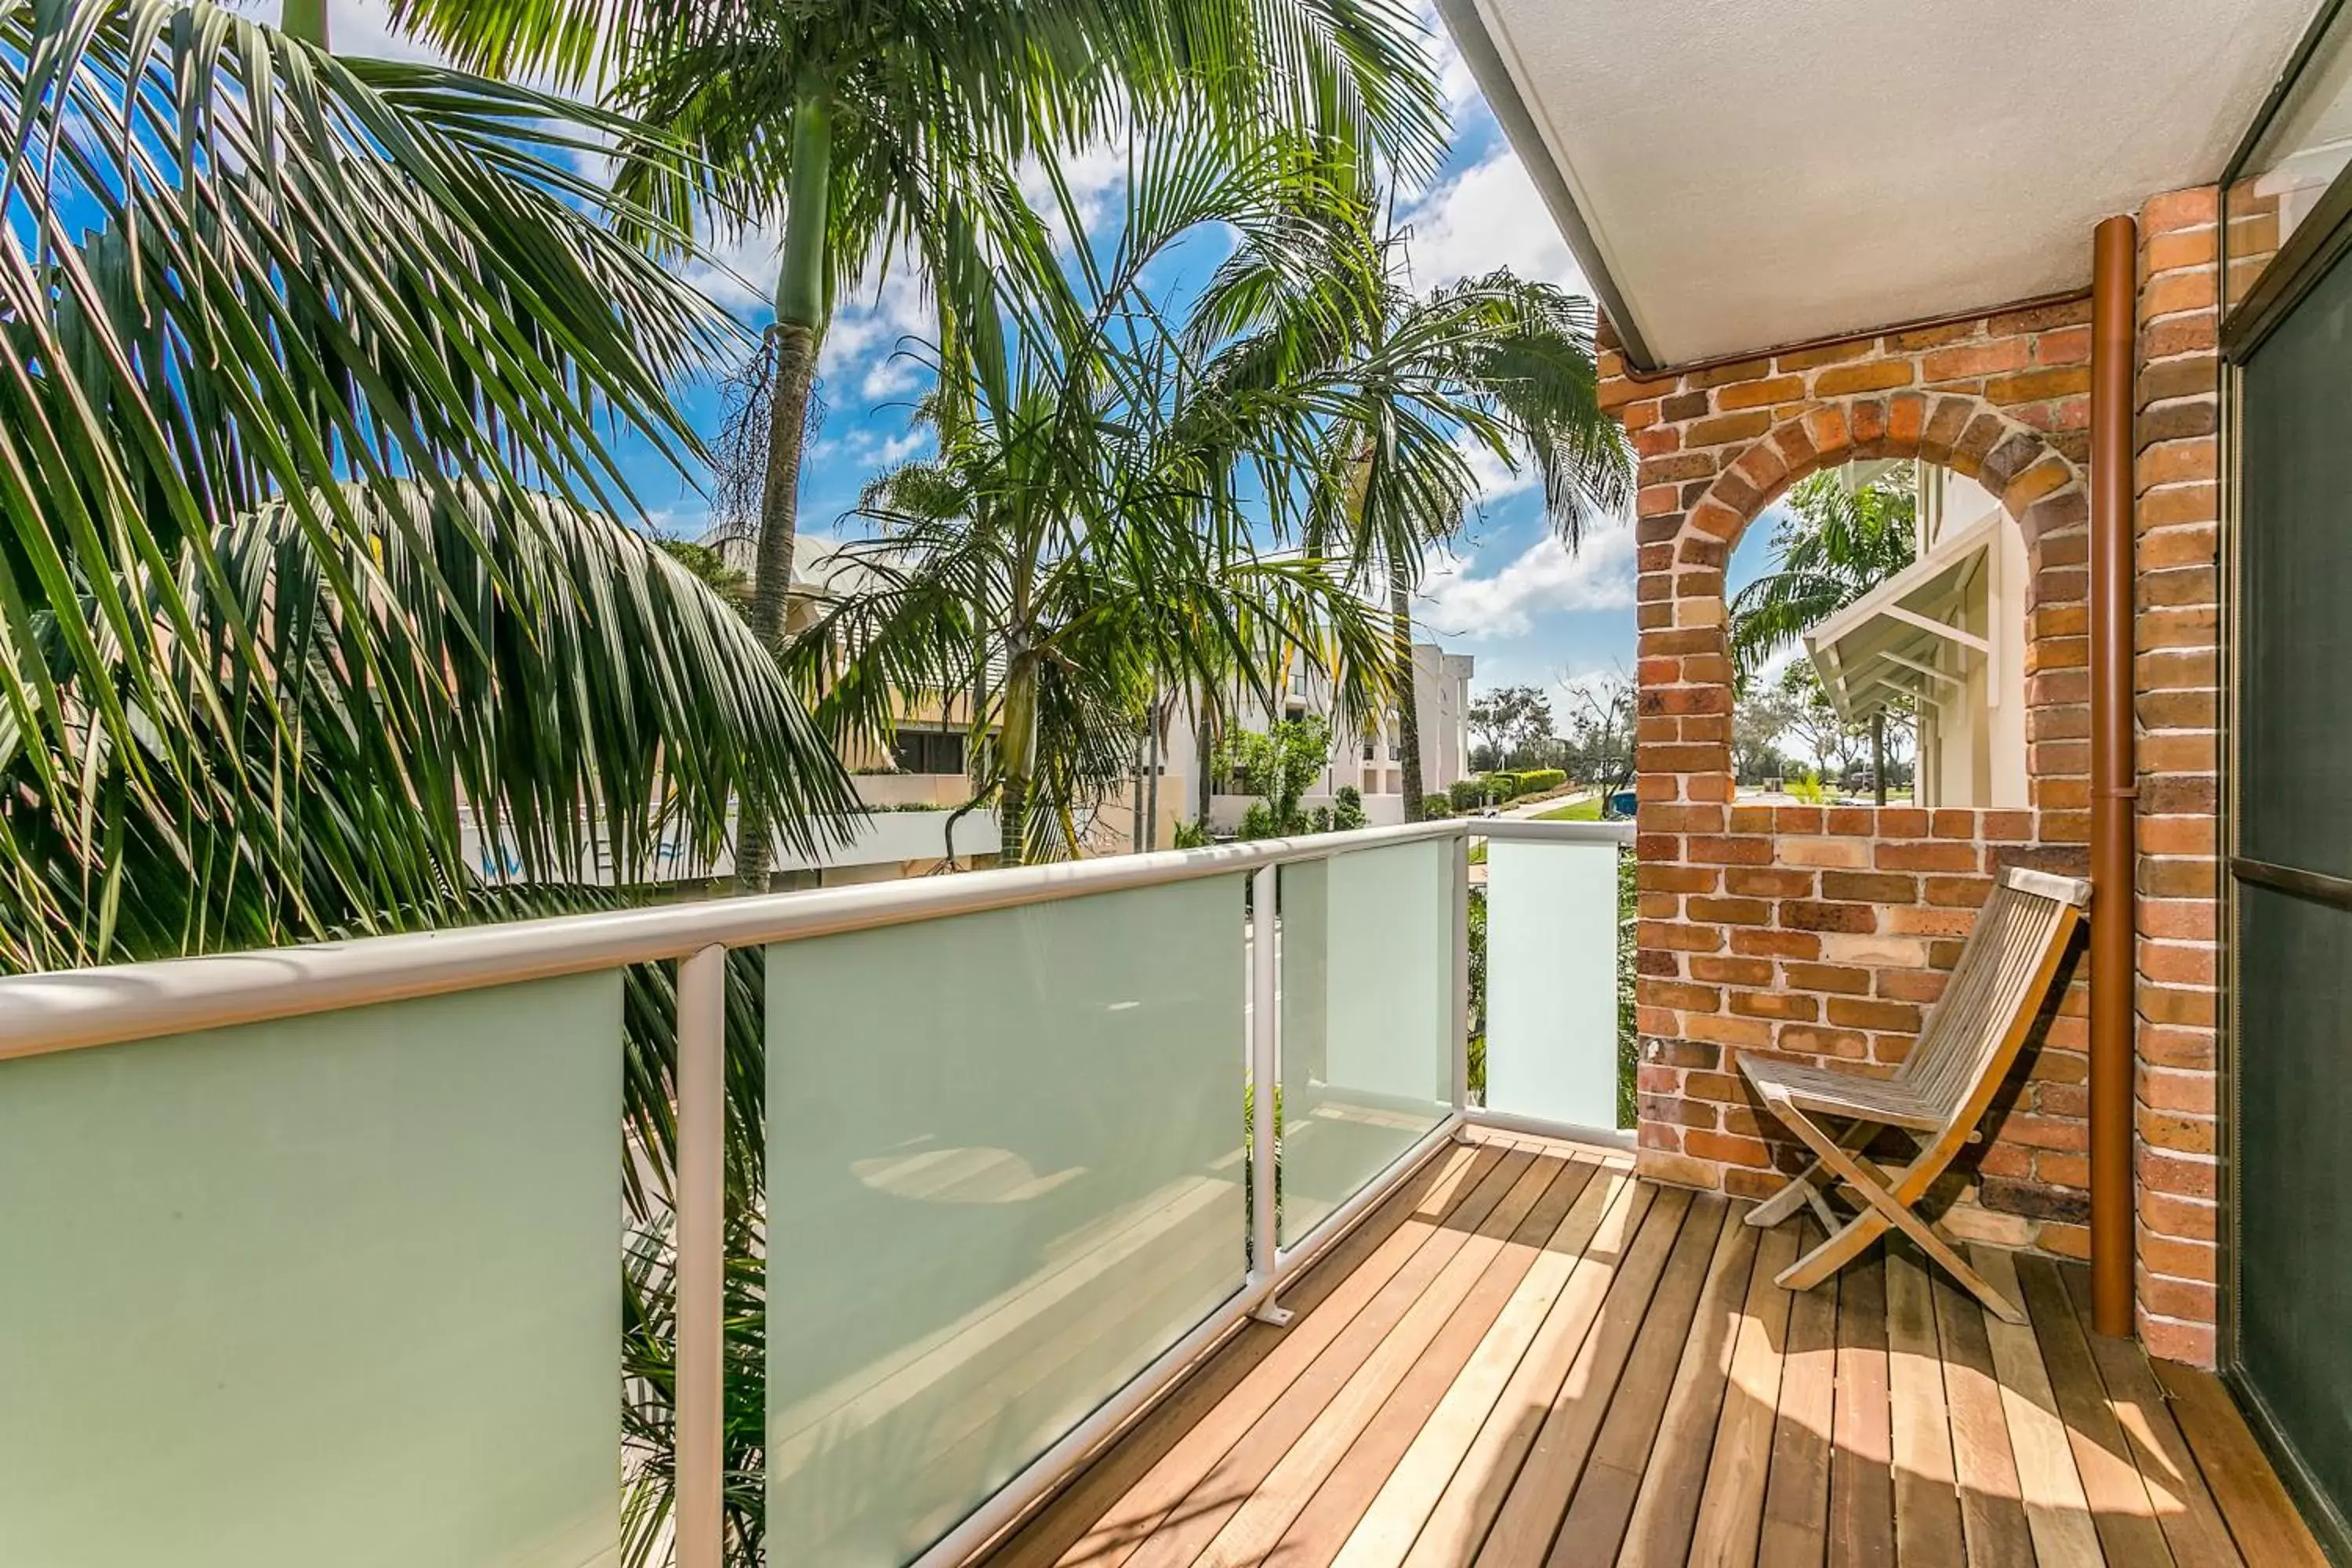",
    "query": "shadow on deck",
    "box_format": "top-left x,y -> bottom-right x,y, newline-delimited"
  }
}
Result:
976,1131 -> 2324,1568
